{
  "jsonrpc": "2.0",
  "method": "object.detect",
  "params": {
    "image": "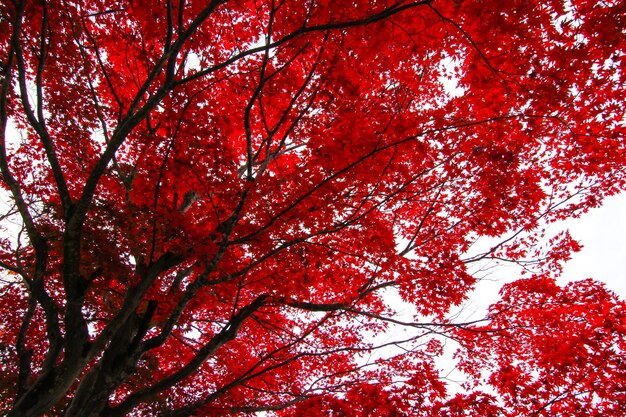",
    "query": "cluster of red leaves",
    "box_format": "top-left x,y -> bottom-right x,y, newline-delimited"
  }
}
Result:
454,278 -> 626,416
